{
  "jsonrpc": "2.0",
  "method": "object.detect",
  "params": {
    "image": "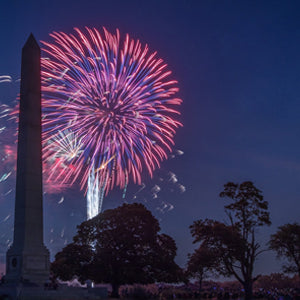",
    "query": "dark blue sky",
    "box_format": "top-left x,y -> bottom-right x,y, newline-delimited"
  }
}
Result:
0,0 -> 300,277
